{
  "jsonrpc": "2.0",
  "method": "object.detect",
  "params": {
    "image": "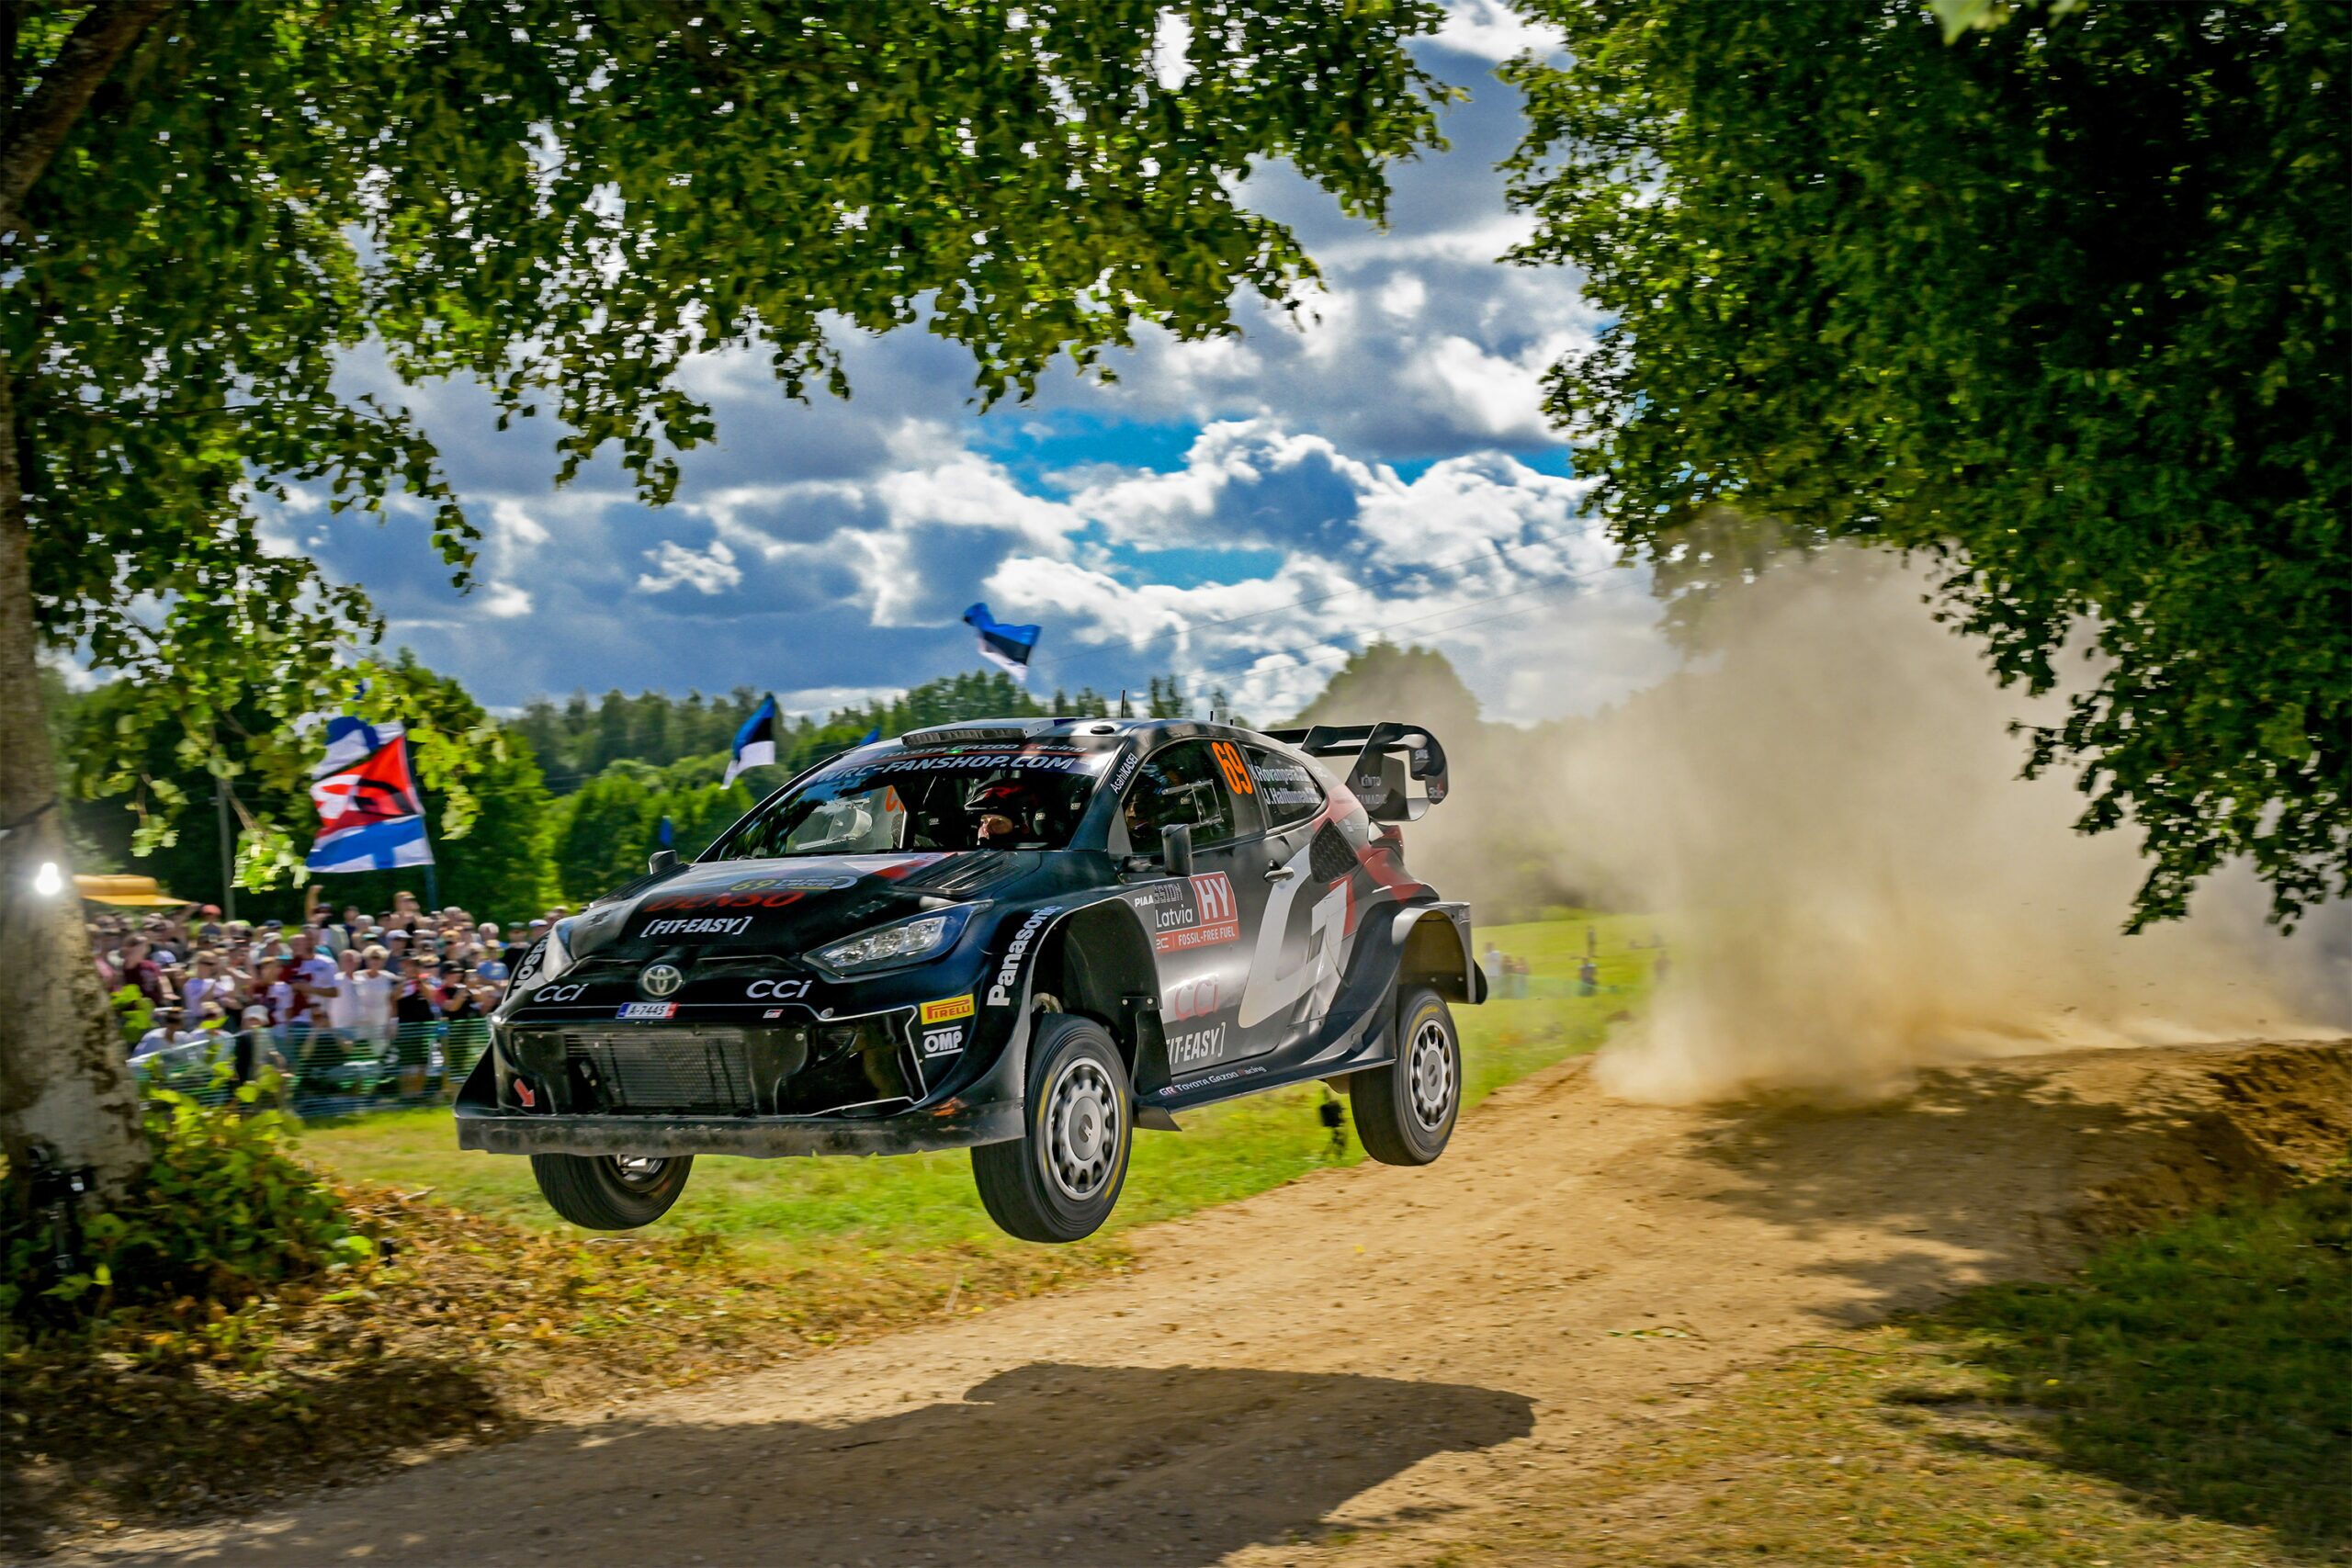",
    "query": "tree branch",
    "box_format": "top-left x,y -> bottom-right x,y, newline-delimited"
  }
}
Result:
0,0 -> 178,232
